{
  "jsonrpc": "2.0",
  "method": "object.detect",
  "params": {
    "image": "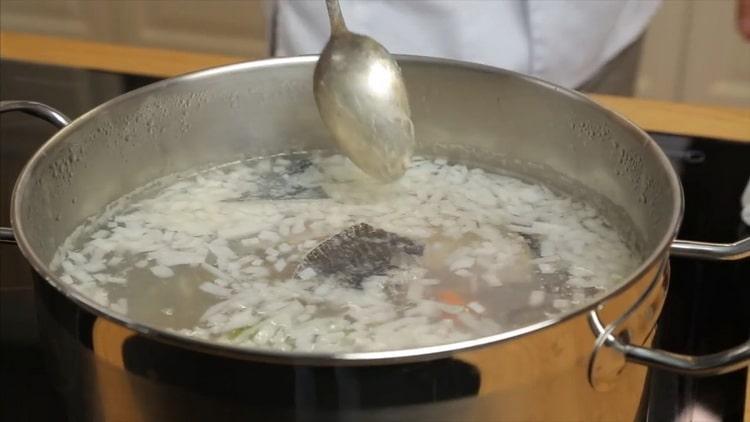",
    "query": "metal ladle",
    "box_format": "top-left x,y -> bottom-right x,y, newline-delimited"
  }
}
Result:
313,0 -> 416,182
